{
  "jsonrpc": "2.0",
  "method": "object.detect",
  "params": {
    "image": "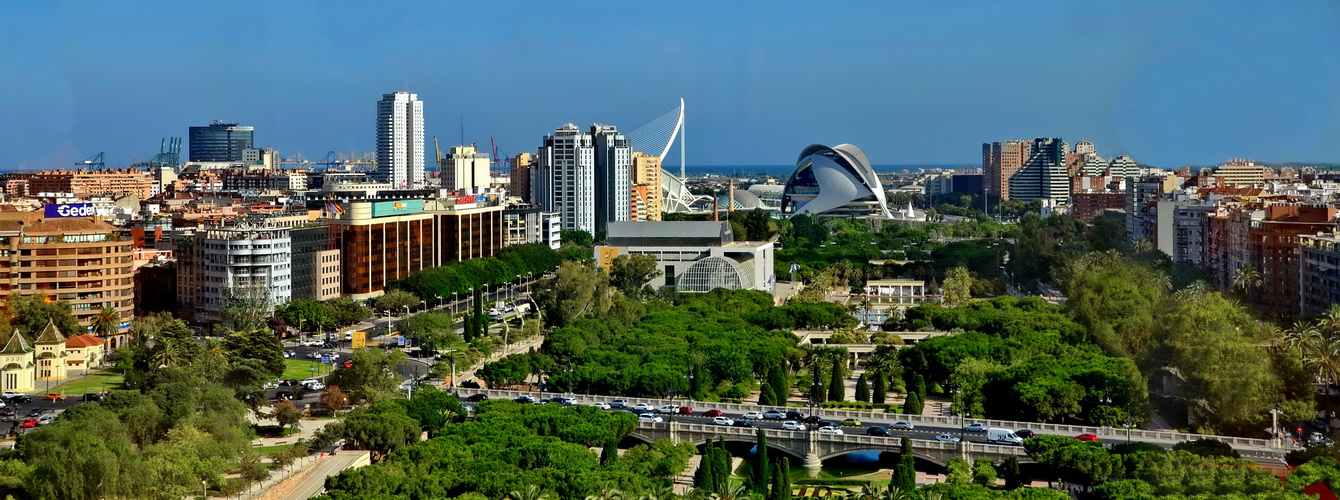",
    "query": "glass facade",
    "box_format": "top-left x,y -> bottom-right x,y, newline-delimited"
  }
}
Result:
188,122 -> 254,162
